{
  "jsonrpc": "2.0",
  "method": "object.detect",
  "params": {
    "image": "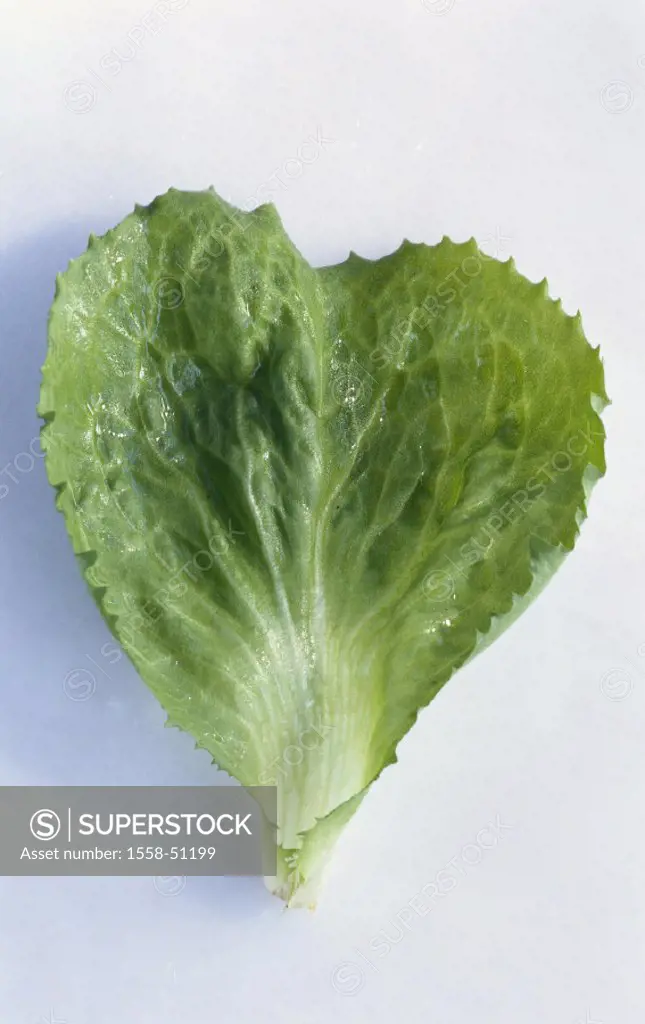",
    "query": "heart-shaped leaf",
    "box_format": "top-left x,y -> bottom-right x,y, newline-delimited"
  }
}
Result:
39,189 -> 607,904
